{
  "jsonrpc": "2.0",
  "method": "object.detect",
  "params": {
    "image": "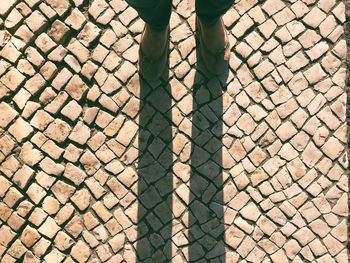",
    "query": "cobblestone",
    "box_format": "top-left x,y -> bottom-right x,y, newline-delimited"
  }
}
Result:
0,0 -> 348,262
